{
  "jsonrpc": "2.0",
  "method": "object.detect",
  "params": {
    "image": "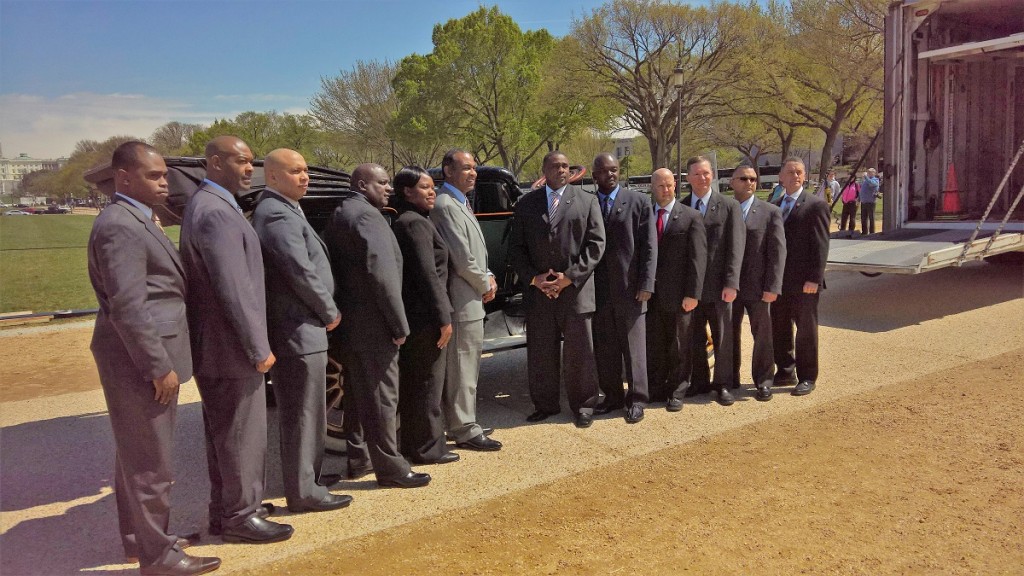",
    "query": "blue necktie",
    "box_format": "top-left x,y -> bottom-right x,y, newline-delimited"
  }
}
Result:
782,196 -> 795,221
